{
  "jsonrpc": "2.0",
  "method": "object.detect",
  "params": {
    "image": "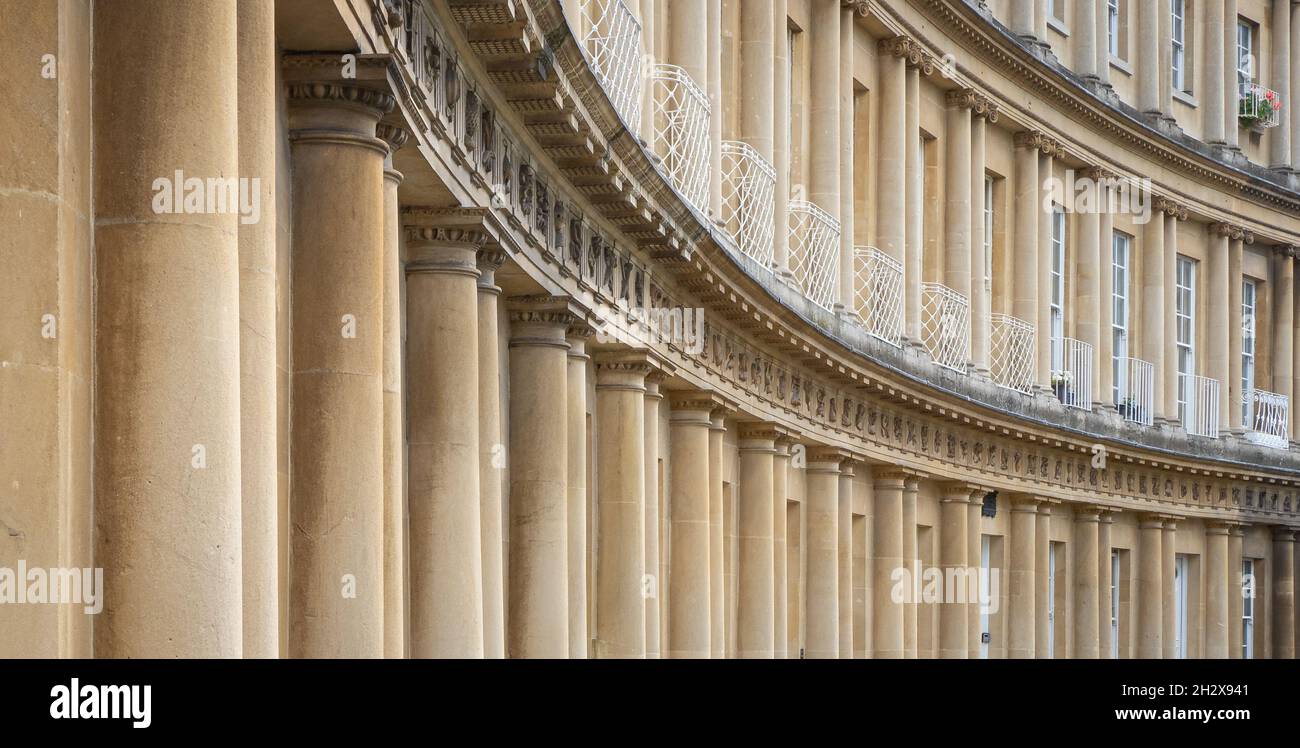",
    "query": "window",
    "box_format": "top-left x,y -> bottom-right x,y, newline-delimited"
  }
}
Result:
1242,279 -> 1257,426
1174,555 -> 1188,659
1111,550 -> 1121,658
1237,19 -> 1254,94
1175,257 -> 1196,427
1049,0 -> 1065,23
1242,559 -> 1255,659
1108,0 -> 1121,57
984,176 -> 994,286
1111,232 -> 1130,406
1171,0 -> 1187,92
1049,206 -> 1066,372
